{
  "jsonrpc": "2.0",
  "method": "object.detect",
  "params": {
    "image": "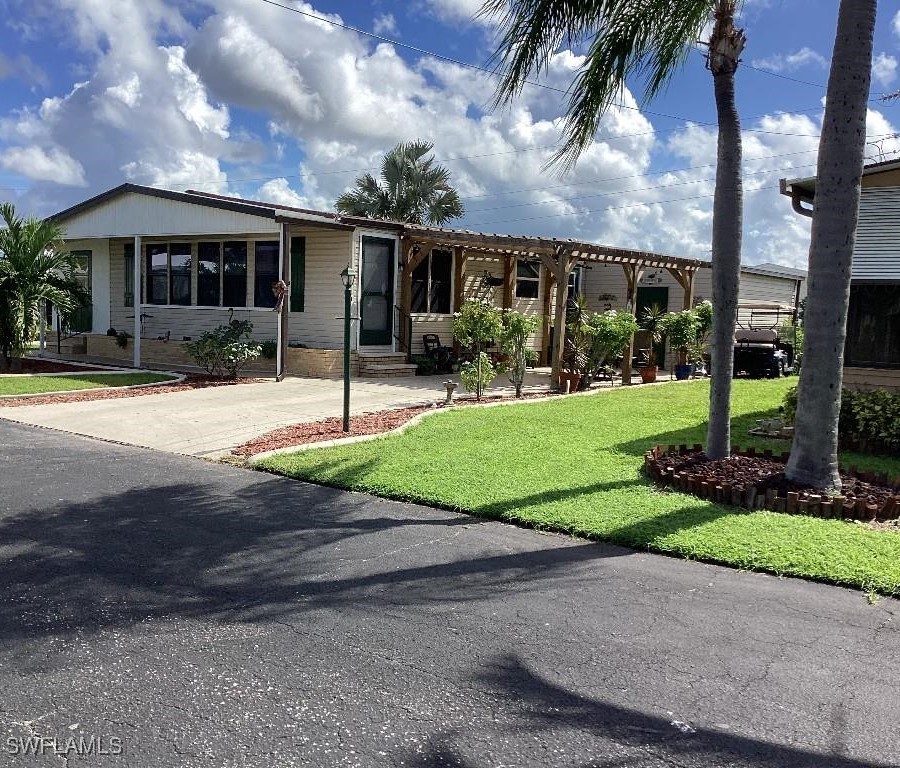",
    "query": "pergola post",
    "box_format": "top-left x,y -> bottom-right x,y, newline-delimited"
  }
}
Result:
502,255 -> 515,310
540,265 -> 554,366
541,246 -> 578,387
453,246 -> 466,354
667,267 -> 697,310
620,263 -> 645,386
399,240 -> 429,357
